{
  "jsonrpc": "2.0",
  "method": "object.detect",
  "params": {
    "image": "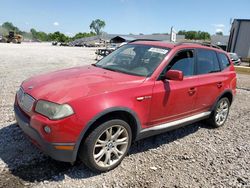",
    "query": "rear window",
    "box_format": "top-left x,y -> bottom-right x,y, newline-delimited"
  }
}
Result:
196,49 -> 221,75
218,53 -> 231,70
